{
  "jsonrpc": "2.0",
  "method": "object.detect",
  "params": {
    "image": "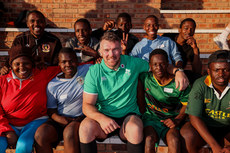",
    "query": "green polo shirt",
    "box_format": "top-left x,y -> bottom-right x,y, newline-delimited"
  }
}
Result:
186,75 -> 230,127
84,55 -> 149,118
